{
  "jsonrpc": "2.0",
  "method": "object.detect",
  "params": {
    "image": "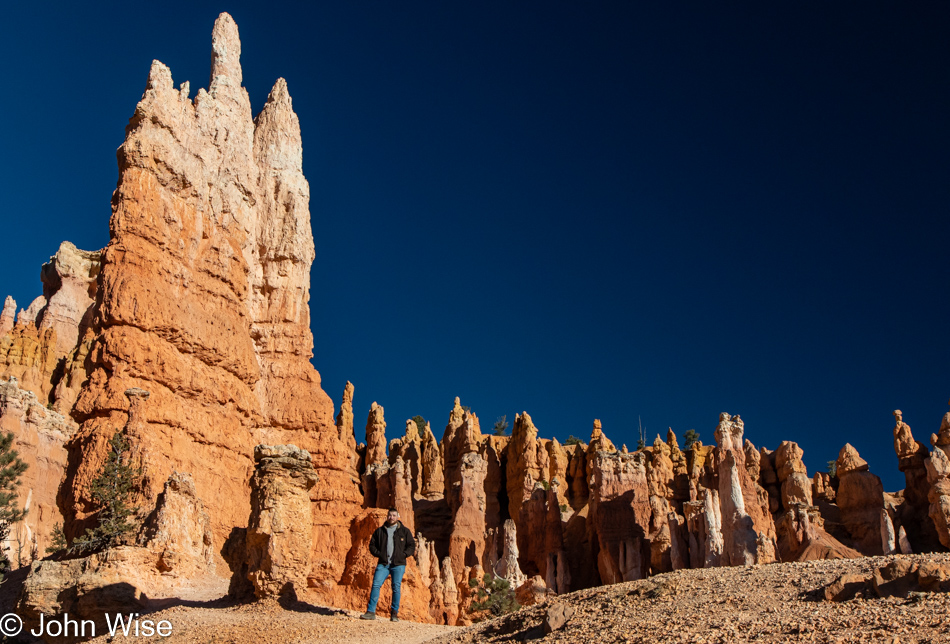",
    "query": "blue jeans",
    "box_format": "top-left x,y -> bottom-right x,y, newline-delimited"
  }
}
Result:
367,563 -> 406,614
